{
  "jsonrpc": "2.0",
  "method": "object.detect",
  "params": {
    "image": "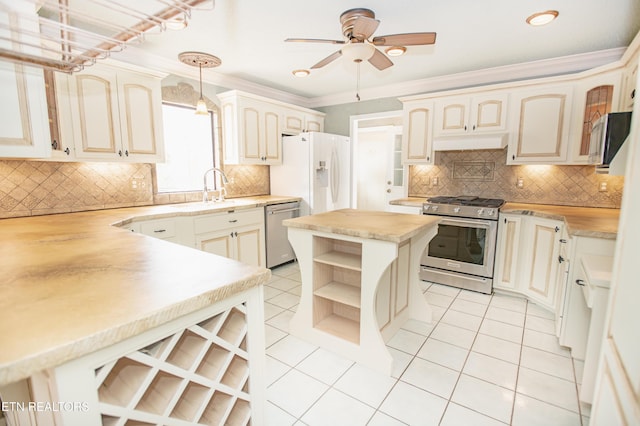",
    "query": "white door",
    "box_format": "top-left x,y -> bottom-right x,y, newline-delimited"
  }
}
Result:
356,126 -> 404,211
